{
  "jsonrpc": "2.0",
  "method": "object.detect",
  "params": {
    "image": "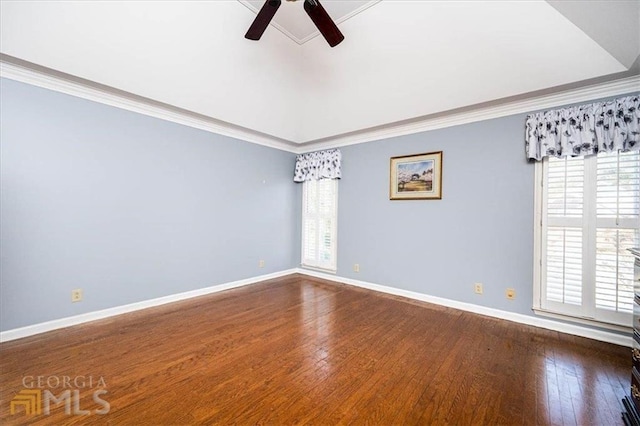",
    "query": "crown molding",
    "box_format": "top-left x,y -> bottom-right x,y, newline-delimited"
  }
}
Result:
0,58 -> 299,154
2,56 -> 637,156
299,74 -> 640,152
